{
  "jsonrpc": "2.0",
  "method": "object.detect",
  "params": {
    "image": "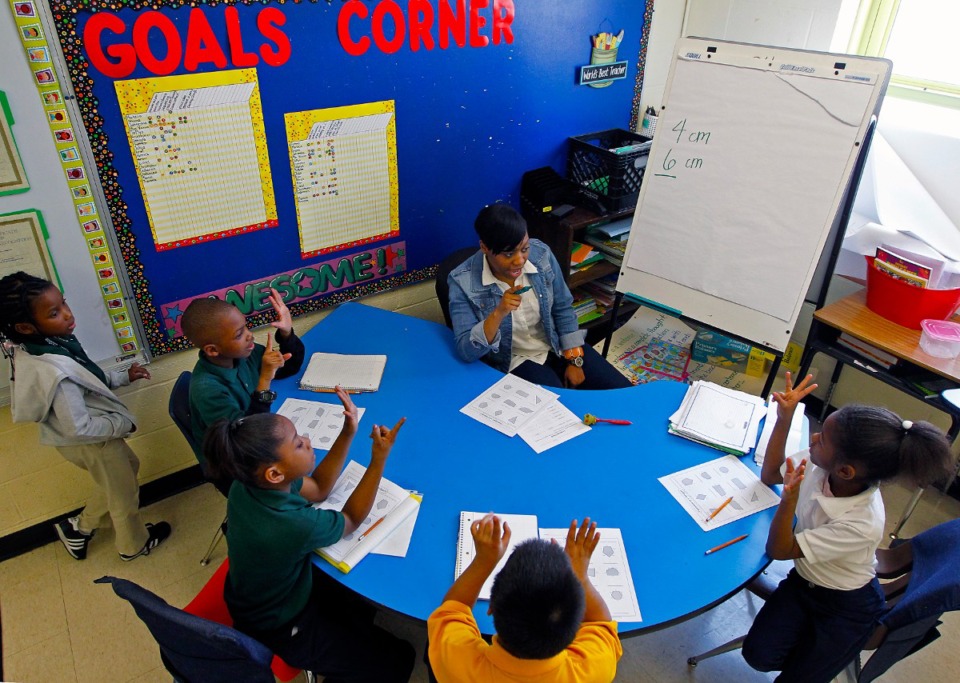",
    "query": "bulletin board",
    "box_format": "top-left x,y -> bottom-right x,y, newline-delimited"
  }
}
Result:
619,38 -> 890,353
17,0 -> 651,357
